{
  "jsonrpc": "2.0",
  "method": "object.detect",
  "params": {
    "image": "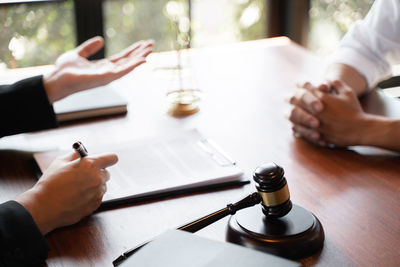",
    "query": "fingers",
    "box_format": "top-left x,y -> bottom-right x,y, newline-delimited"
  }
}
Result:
292,125 -> 327,146
88,175 -> 108,212
59,152 -> 80,162
108,41 -> 142,62
75,40 -> 153,87
100,168 -> 111,183
133,44 -> 154,59
100,41 -> 153,81
297,80 -> 332,93
327,79 -> 354,95
108,48 -> 153,80
288,106 -> 319,129
288,88 -> 323,115
287,105 -> 328,145
69,153 -> 117,179
111,57 -> 147,79
109,40 -> 154,63
76,36 -> 105,58
83,164 -> 110,209
292,124 -> 320,142
92,153 -> 119,169
313,80 -> 355,105
116,42 -> 153,66
100,183 -> 107,197
288,80 -> 333,147
317,83 -> 331,93
296,81 -> 313,90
